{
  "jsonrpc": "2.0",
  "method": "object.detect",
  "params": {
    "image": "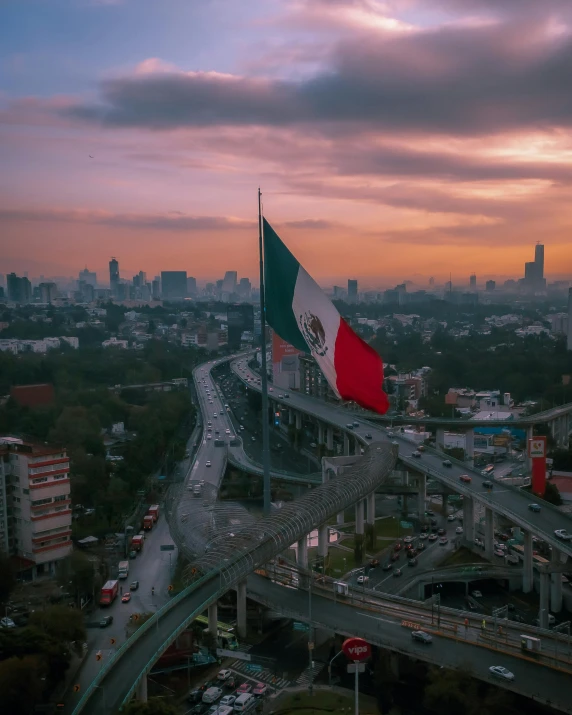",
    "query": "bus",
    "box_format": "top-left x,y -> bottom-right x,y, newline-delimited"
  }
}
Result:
194,615 -> 238,650
482,464 -> 495,475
